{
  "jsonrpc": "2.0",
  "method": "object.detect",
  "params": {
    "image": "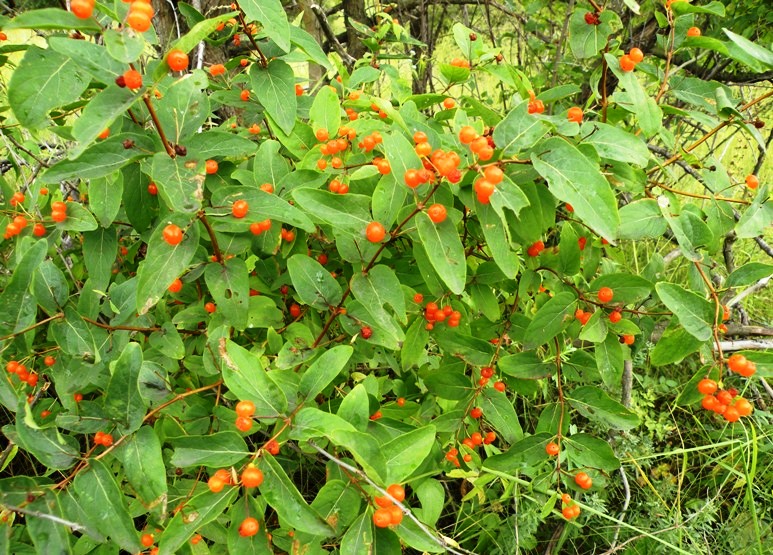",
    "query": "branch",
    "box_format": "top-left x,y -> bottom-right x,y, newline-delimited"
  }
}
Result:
725,276 -> 771,307
0,504 -> 87,531
310,3 -> 357,68
308,441 -> 476,555
713,339 -> 773,352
